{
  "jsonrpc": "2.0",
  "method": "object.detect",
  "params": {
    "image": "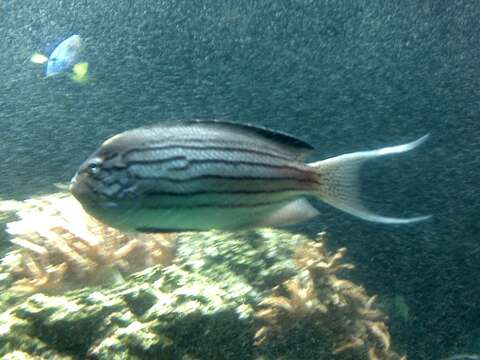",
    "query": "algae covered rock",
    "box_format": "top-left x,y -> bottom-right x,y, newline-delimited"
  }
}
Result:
0,228 -> 303,359
0,197 -> 405,360
0,193 -> 176,294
